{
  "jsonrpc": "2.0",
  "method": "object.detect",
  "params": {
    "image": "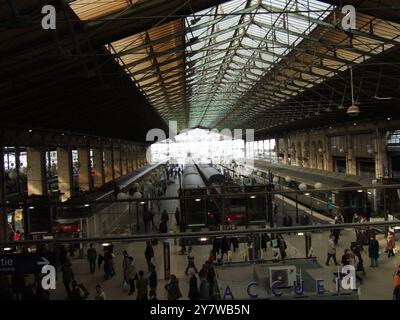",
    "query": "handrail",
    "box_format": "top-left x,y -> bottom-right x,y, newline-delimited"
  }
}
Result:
1,220 -> 399,247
